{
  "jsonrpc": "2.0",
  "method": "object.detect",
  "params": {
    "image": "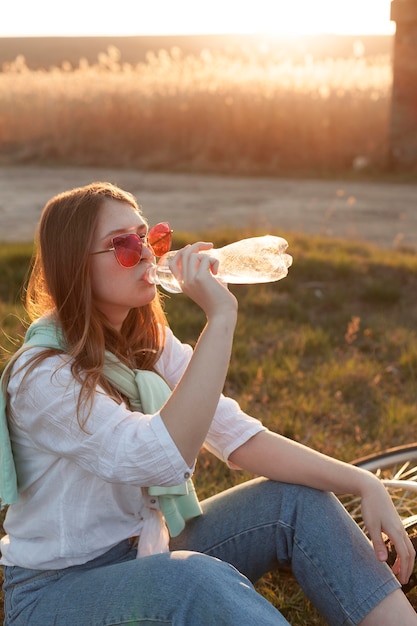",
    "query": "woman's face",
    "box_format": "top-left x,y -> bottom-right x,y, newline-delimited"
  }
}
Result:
89,198 -> 157,330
